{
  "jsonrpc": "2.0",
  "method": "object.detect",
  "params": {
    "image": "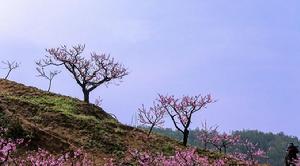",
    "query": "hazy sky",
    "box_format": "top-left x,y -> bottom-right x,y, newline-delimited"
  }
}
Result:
0,0 -> 299,137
